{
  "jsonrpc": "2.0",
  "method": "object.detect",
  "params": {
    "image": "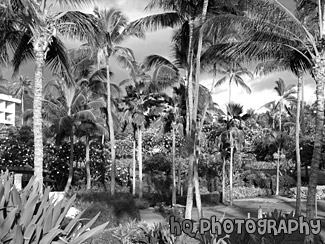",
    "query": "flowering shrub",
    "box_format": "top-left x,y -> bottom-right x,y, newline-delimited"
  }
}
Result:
0,127 -> 132,190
